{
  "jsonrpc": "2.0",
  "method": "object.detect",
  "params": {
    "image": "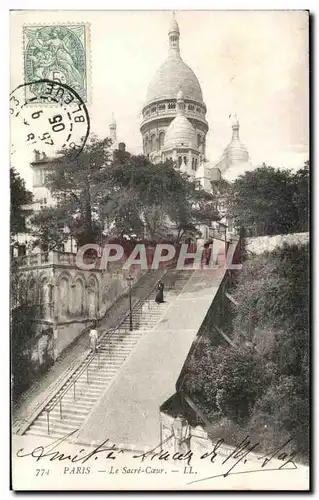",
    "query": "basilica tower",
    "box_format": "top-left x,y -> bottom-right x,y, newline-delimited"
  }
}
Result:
214,114 -> 250,180
140,14 -> 208,163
